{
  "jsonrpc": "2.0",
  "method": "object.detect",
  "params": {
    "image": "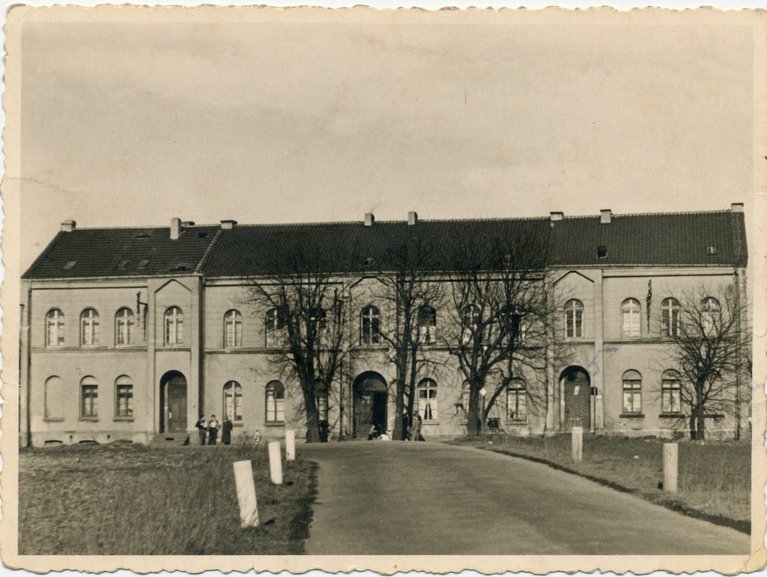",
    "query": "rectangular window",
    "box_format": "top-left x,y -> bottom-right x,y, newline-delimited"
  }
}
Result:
622,381 -> 641,414
507,388 -> 527,422
116,385 -> 133,418
81,385 -> 98,418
